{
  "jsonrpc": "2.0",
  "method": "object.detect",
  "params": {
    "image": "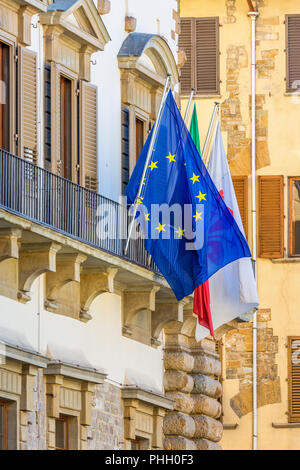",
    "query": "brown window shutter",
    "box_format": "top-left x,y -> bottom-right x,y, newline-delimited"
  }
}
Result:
286,15 -> 300,93
179,18 -> 194,95
232,176 -> 248,238
288,337 -> 300,423
18,47 -> 38,163
195,17 -> 219,95
80,81 -> 98,192
258,175 -> 284,258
